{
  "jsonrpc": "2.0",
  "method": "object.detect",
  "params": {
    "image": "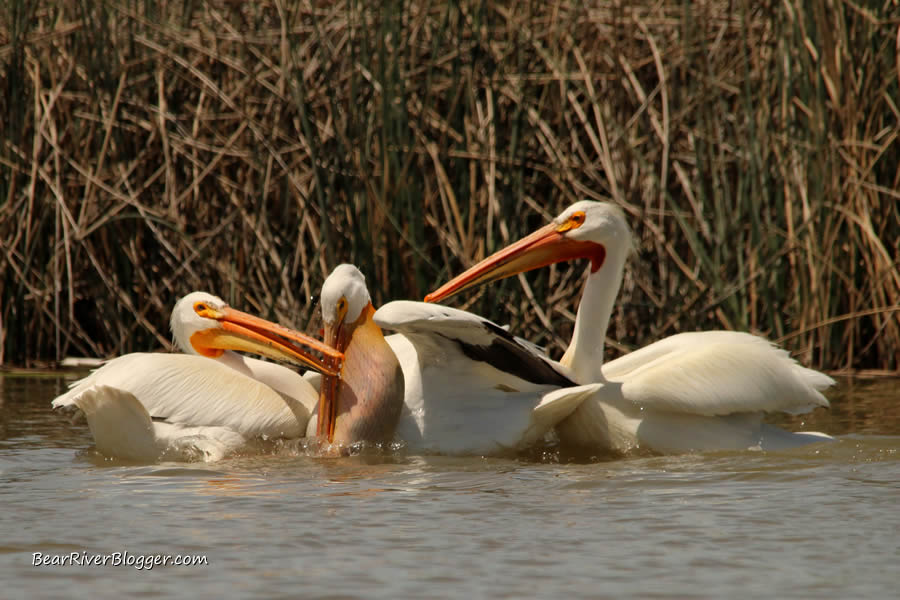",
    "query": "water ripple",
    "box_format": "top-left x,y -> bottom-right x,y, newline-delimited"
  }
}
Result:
1,374 -> 899,598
